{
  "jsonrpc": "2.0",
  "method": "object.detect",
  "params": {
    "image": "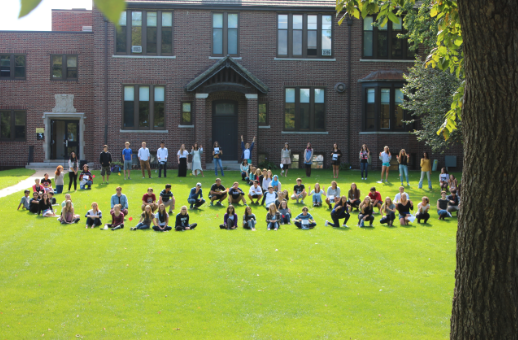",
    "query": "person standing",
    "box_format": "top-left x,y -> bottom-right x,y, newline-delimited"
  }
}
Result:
241,135 -> 255,164
280,143 -> 291,177
212,141 -> 224,176
138,142 -> 151,179
418,152 -> 432,190
330,143 -> 342,179
157,141 -> 168,178
396,149 -> 409,186
122,142 -> 133,180
303,142 -> 313,177
99,145 -> 112,184
54,165 -> 65,194
378,146 -> 392,183
190,143 -> 204,177
68,151 -> 79,191
177,144 -> 189,177
359,144 -> 370,180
